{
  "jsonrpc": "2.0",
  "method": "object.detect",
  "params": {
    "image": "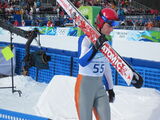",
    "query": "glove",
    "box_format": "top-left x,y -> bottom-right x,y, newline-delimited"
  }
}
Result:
94,34 -> 108,50
88,34 -> 108,61
107,89 -> 115,103
131,72 -> 143,88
